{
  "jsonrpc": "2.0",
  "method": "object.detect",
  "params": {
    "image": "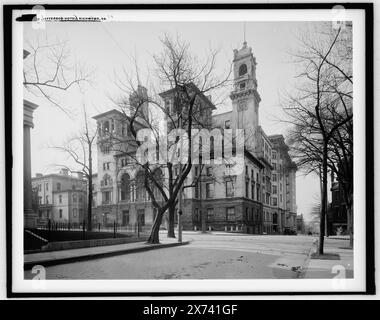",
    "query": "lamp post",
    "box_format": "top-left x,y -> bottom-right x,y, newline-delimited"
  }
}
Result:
178,184 -> 183,243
